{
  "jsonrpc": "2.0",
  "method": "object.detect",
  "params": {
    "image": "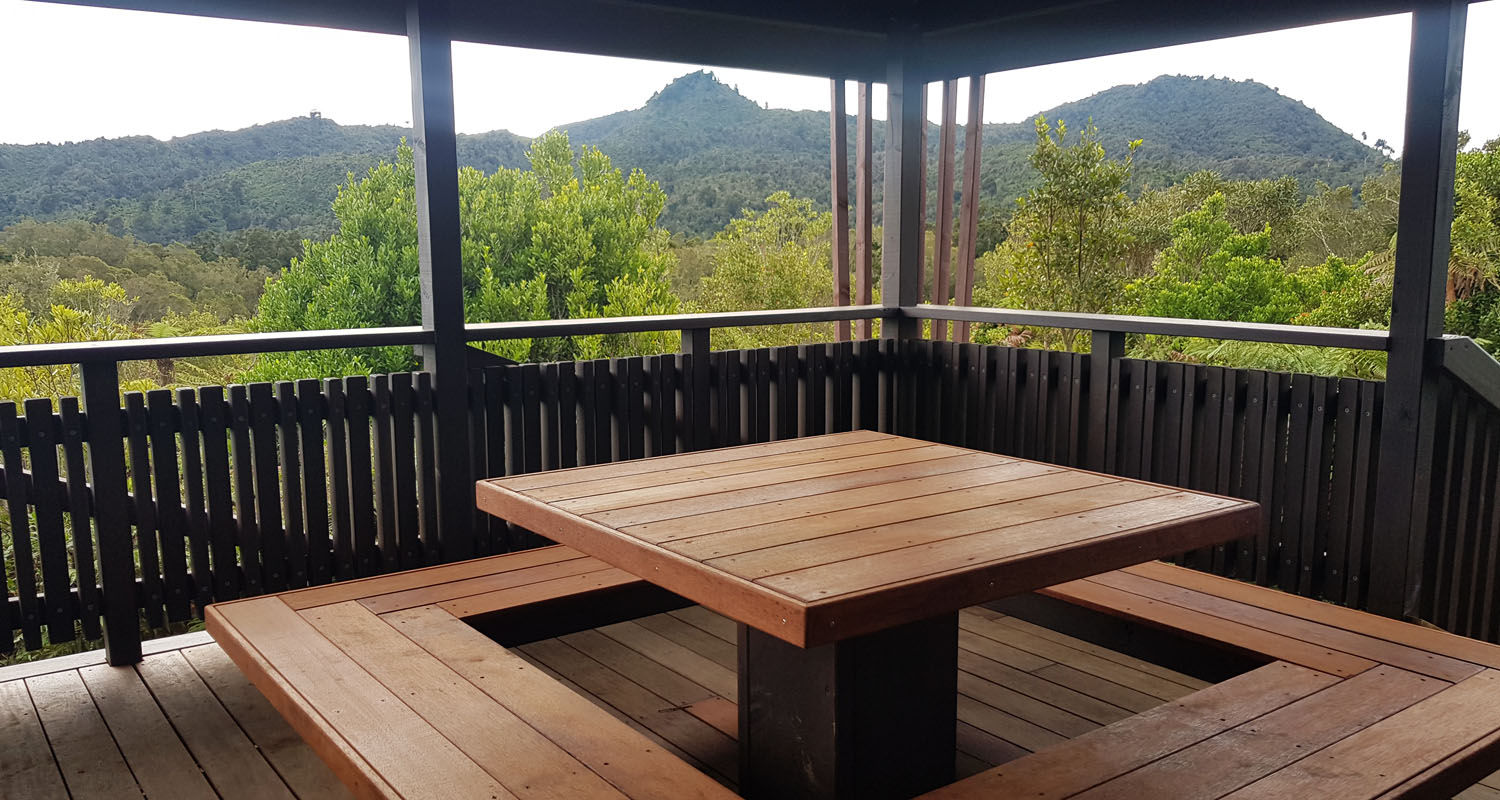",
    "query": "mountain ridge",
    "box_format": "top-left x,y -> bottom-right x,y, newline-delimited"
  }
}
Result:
0,71 -> 1386,243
